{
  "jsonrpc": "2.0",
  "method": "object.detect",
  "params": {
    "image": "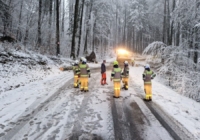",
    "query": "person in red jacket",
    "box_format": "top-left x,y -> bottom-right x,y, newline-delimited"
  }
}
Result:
101,60 -> 107,85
